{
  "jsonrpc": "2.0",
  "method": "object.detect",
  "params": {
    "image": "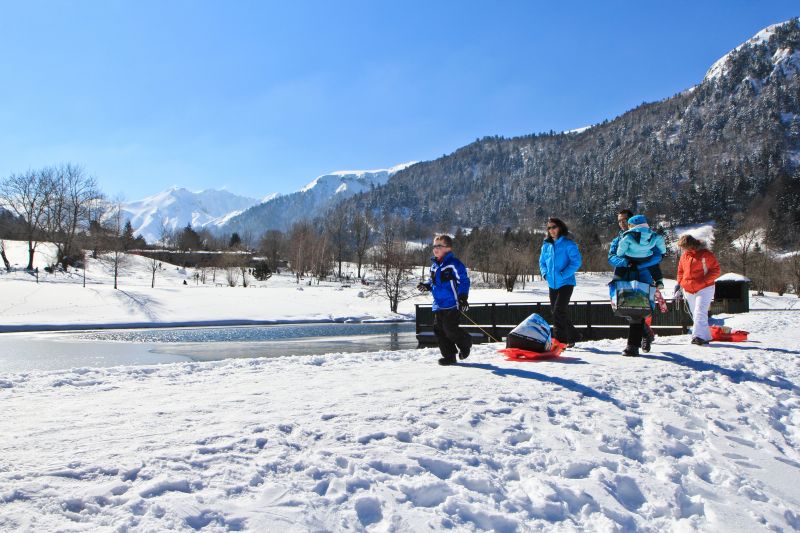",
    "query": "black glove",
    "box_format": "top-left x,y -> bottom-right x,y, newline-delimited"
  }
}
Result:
417,282 -> 430,292
458,295 -> 469,313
